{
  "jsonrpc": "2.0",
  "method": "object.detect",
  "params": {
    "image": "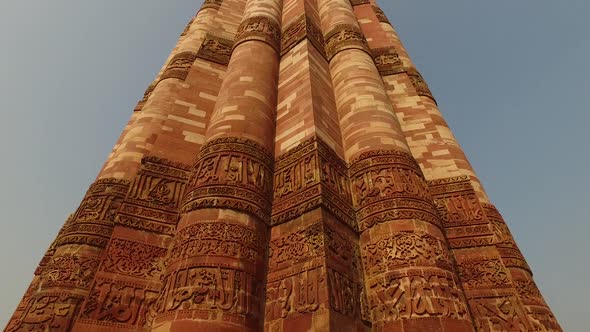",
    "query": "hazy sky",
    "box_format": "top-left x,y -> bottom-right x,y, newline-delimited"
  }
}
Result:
0,0 -> 588,330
